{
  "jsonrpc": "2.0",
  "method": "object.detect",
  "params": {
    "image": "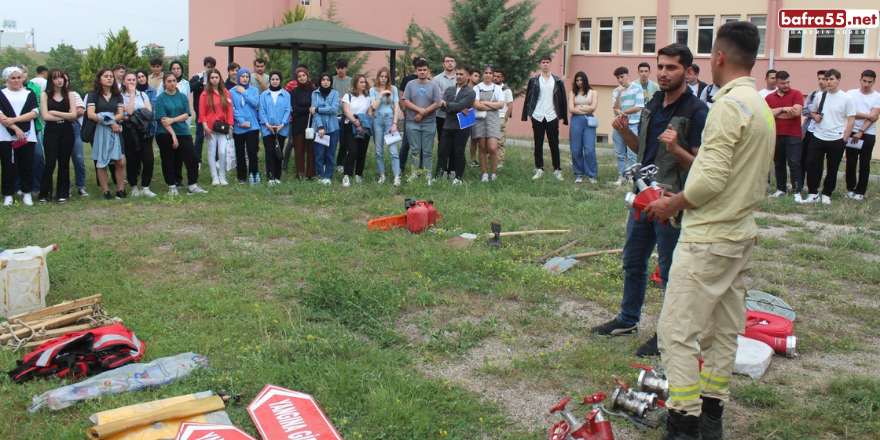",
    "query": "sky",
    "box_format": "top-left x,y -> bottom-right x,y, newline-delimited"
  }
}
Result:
1,0 -> 189,55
